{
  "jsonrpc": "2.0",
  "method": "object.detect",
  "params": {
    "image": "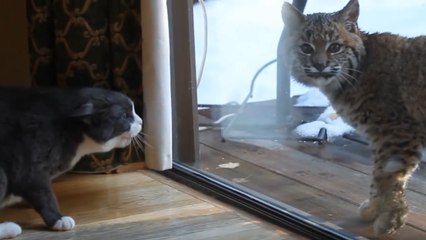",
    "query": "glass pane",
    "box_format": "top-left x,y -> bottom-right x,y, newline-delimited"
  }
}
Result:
183,0 -> 426,239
